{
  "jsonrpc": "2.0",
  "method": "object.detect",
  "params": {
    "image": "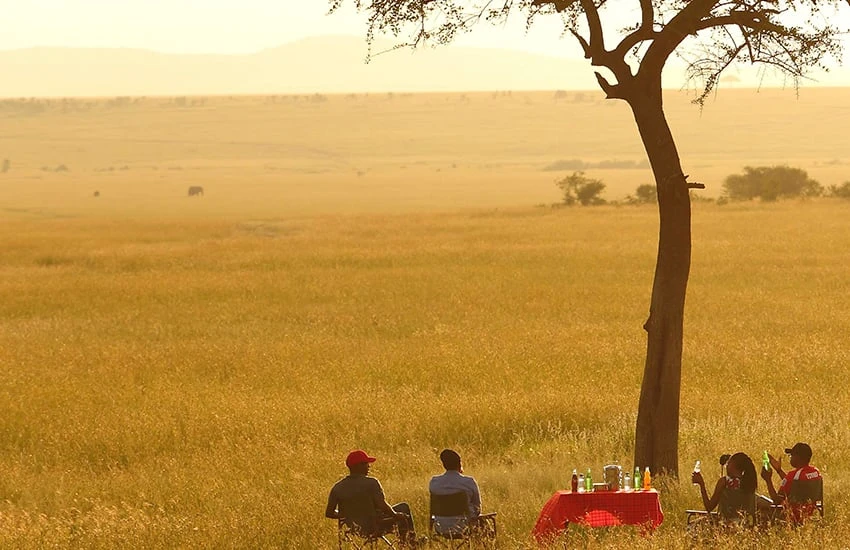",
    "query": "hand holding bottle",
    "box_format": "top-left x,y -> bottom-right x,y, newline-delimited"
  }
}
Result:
691,470 -> 704,486
768,453 -> 782,473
